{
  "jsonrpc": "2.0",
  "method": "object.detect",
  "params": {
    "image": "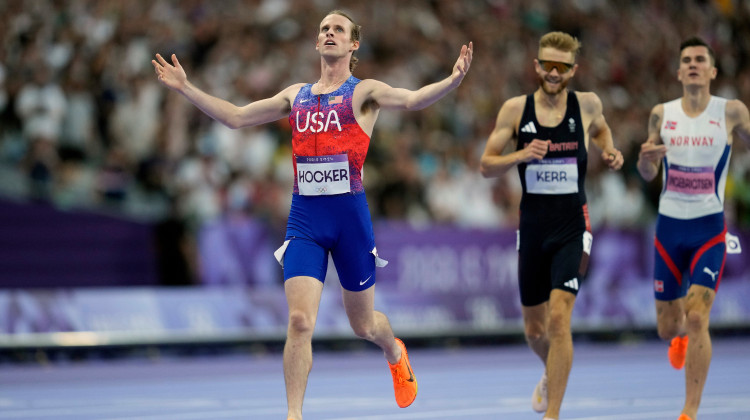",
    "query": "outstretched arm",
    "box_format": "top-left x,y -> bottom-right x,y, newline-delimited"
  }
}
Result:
363,42 -> 473,111
480,96 -> 550,178
637,104 -> 667,182
152,53 -> 298,129
581,92 -> 623,171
